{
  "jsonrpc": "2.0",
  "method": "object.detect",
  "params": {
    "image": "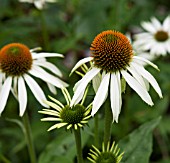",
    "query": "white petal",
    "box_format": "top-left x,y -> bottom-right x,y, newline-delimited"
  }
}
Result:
47,83 -> 57,94
163,16 -> 170,31
48,123 -> 67,131
0,77 -> 12,115
133,56 -> 159,70
128,64 -> 146,89
133,63 -> 162,98
121,70 -> 153,105
73,91 -> 85,105
29,65 -> 68,88
92,73 -> 110,116
24,74 -> 49,108
34,1 -> 44,9
141,21 -> 156,34
11,76 -> 18,99
18,77 -> 27,116
92,73 -> 102,93
71,67 -> 100,106
32,52 -> 63,59
70,57 -> 93,75
110,72 -> 121,122
151,17 -> 162,30
34,60 -> 63,77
